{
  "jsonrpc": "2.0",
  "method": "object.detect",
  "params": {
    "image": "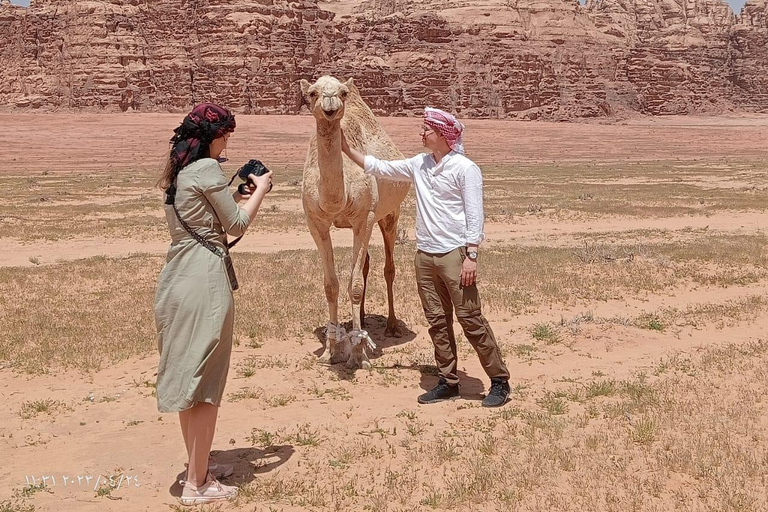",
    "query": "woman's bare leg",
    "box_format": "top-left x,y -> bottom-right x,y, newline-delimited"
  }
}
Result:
183,403 -> 219,486
179,410 -> 191,457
